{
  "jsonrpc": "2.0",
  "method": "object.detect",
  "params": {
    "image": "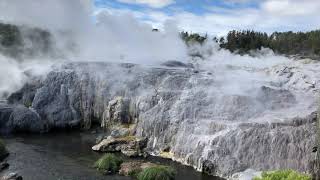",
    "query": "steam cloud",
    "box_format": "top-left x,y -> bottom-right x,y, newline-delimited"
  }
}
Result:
0,0 -> 292,99
0,0 -> 187,98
